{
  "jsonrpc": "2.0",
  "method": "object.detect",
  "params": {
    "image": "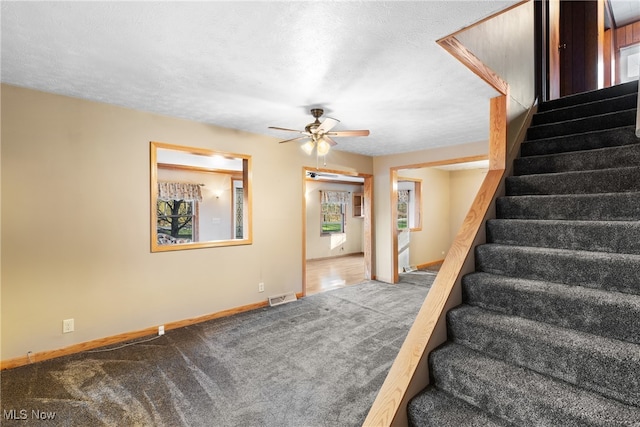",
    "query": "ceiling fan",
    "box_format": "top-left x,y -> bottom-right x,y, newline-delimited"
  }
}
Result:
269,108 -> 370,156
